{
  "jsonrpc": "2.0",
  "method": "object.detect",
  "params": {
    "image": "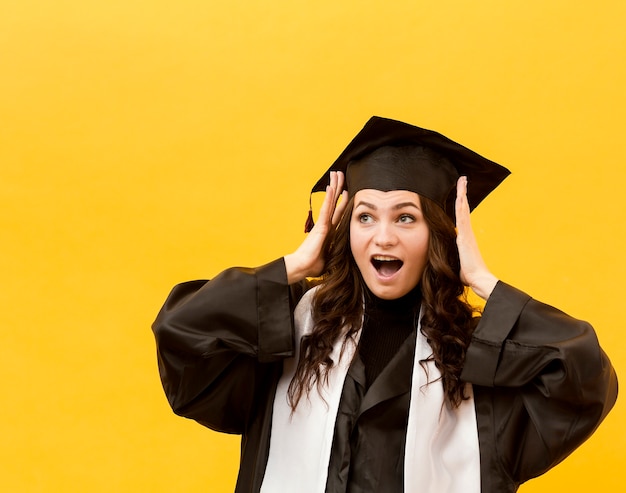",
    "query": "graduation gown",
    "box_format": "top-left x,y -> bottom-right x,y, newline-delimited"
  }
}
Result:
152,258 -> 617,493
